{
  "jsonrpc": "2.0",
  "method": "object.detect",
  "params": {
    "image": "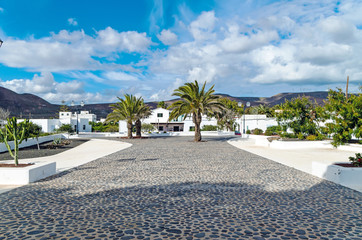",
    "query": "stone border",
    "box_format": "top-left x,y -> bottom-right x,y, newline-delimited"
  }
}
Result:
0,162 -> 56,185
